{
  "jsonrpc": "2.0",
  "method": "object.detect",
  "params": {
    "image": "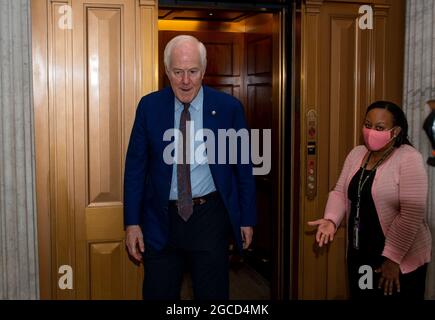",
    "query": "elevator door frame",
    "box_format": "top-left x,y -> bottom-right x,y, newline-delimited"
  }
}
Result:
158,2 -> 292,300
